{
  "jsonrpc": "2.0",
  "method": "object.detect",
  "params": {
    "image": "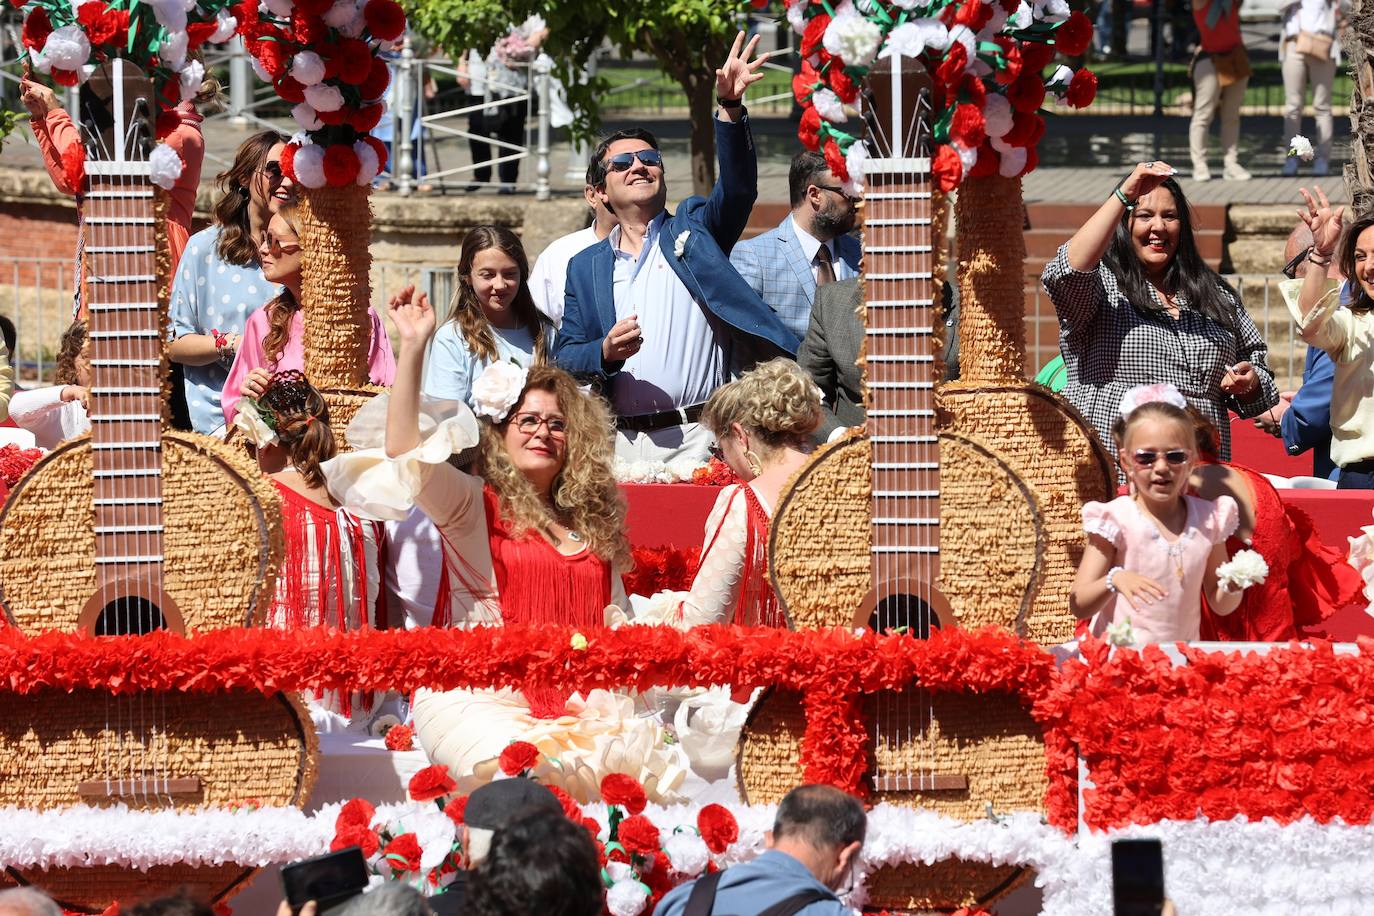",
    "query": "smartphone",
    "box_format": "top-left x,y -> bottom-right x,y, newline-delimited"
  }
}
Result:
281,846 -> 370,913
1112,838 -> 1165,916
